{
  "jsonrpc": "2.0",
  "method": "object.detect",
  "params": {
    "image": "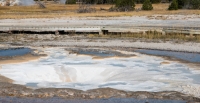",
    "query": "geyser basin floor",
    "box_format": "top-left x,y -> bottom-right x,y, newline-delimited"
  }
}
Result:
0,48 -> 200,97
